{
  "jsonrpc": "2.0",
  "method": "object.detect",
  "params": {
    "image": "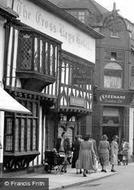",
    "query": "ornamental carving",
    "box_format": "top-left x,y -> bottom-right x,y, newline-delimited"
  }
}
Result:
103,3 -> 126,32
